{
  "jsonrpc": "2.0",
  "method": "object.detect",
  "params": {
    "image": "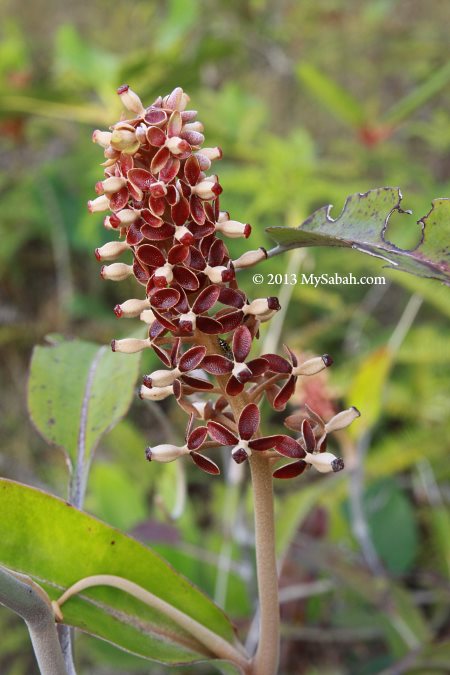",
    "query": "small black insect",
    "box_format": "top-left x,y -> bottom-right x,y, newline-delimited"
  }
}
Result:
217,337 -> 233,359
